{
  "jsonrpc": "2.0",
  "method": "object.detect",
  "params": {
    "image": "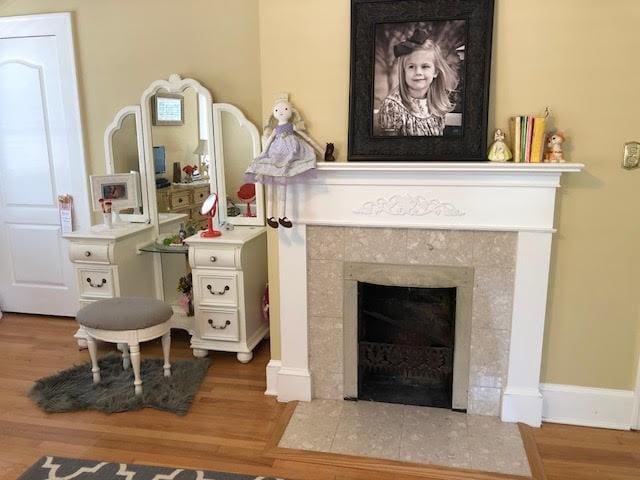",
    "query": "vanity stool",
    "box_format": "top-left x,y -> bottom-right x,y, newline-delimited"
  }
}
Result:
76,297 -> 173,396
